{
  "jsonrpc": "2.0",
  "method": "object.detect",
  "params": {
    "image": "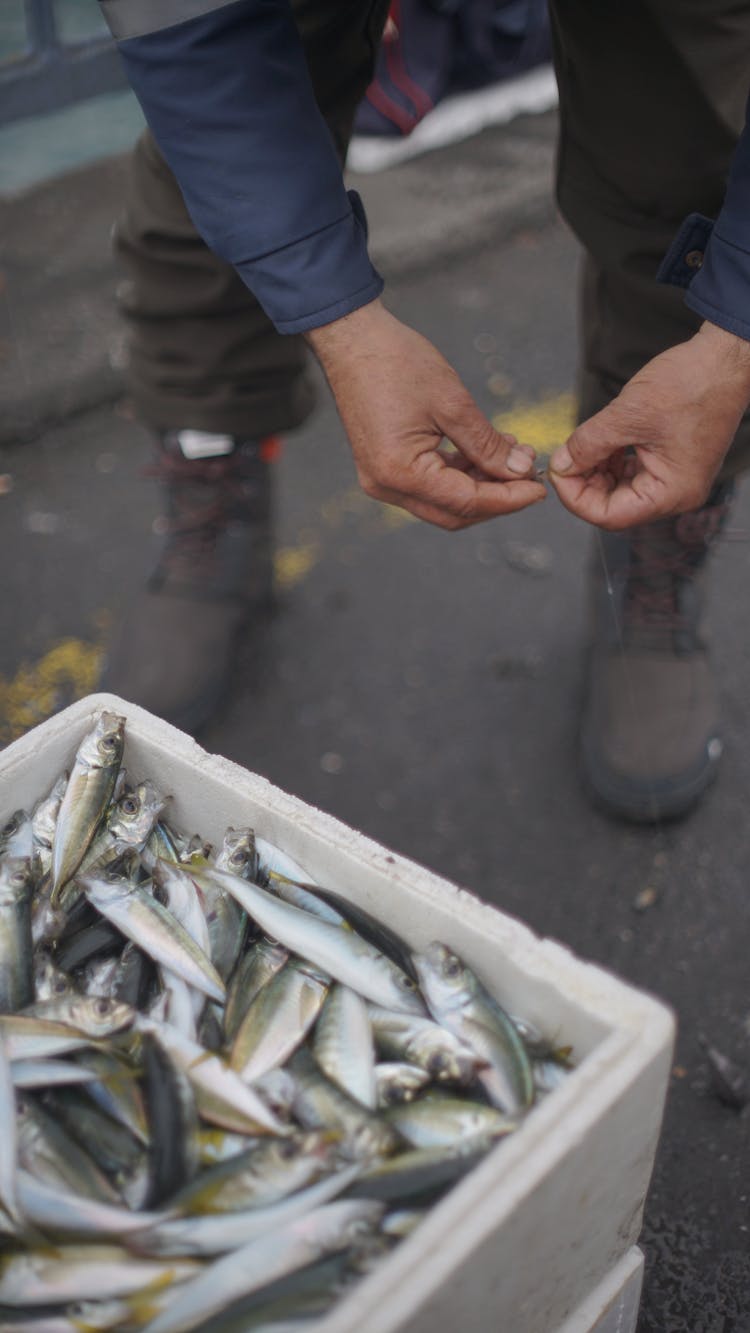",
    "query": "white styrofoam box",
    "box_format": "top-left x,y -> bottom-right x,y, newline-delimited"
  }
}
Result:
1,695 -> 675,1333
557,1248 -> 643,1333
